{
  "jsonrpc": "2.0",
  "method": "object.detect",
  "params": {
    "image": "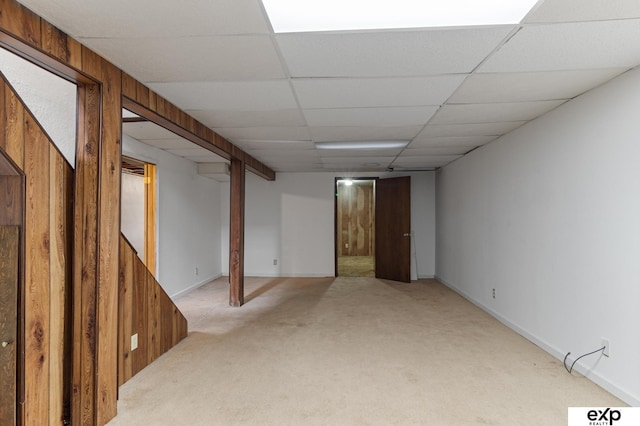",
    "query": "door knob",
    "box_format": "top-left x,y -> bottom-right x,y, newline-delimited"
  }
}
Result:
403,233 -> 411,237
2,340 -> 12,348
